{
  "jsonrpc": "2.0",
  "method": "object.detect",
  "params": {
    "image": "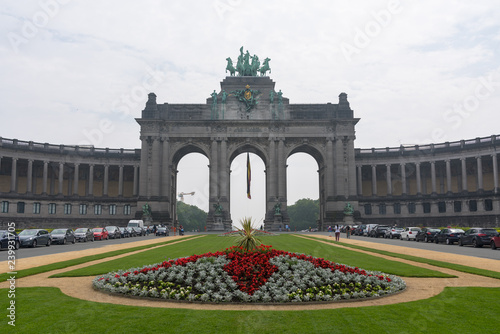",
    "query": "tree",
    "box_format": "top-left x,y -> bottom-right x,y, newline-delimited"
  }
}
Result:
287,198 -> 319,231
176,201 -> 207,231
